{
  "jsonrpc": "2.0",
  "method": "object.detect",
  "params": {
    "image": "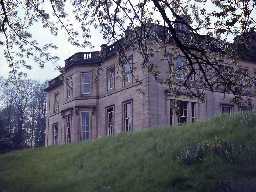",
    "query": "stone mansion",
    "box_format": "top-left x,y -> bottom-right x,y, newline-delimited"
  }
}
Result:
45,26 -> 256,146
